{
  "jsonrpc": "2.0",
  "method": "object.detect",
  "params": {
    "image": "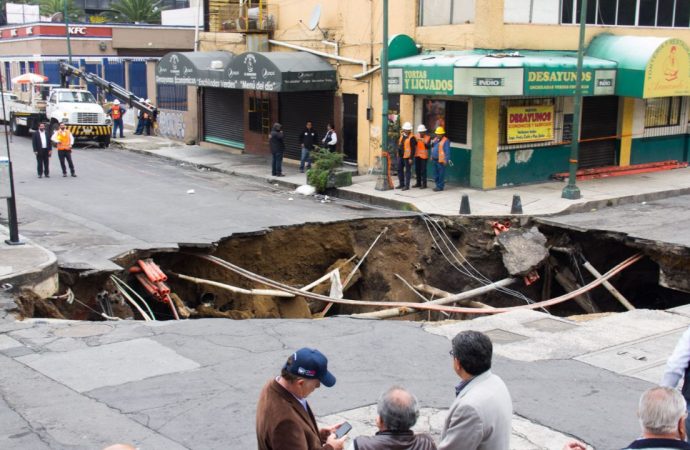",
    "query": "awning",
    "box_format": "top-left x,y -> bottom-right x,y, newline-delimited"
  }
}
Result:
156,51 -> 234,87
225,51 -> 337,92
388,50 -> 617,97
587,34 -> 690,98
